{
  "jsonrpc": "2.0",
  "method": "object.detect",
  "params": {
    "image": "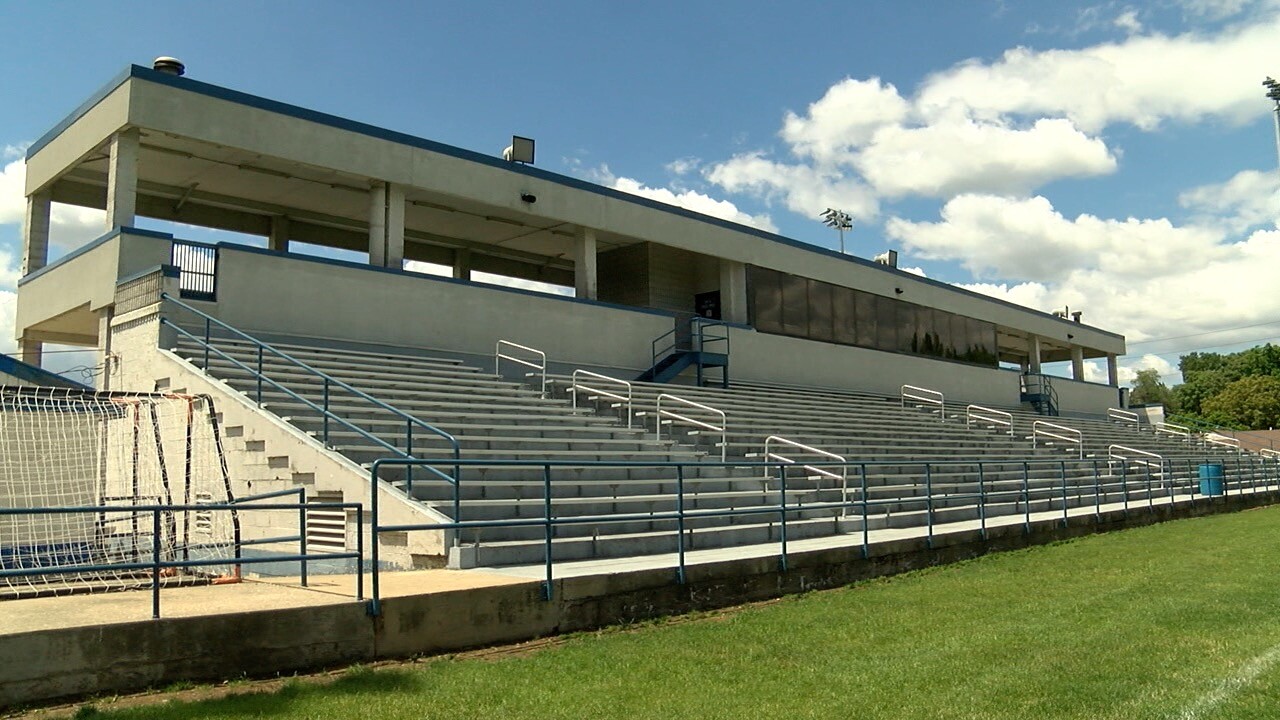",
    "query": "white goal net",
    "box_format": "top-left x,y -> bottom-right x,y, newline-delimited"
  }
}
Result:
0,387 -> 238,598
